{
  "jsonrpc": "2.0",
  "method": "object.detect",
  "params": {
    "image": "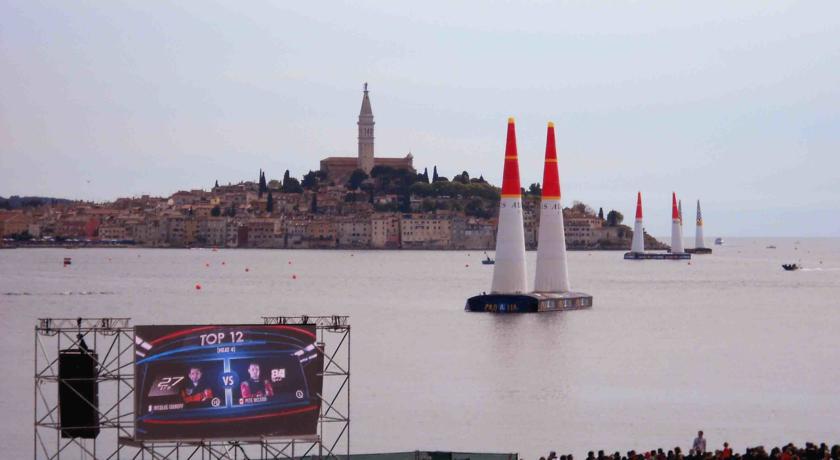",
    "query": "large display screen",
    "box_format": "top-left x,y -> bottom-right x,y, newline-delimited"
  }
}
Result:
134,325 -> 323,441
